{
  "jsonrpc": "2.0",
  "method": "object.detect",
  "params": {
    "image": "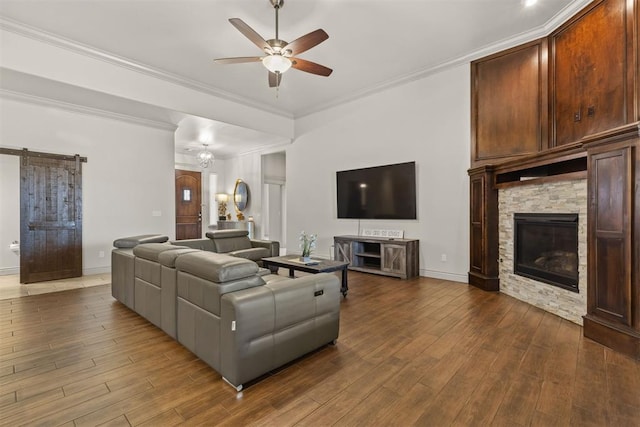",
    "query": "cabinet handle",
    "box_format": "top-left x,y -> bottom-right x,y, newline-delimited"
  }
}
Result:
573,109 -> 581,122
587,106 -> 595,117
